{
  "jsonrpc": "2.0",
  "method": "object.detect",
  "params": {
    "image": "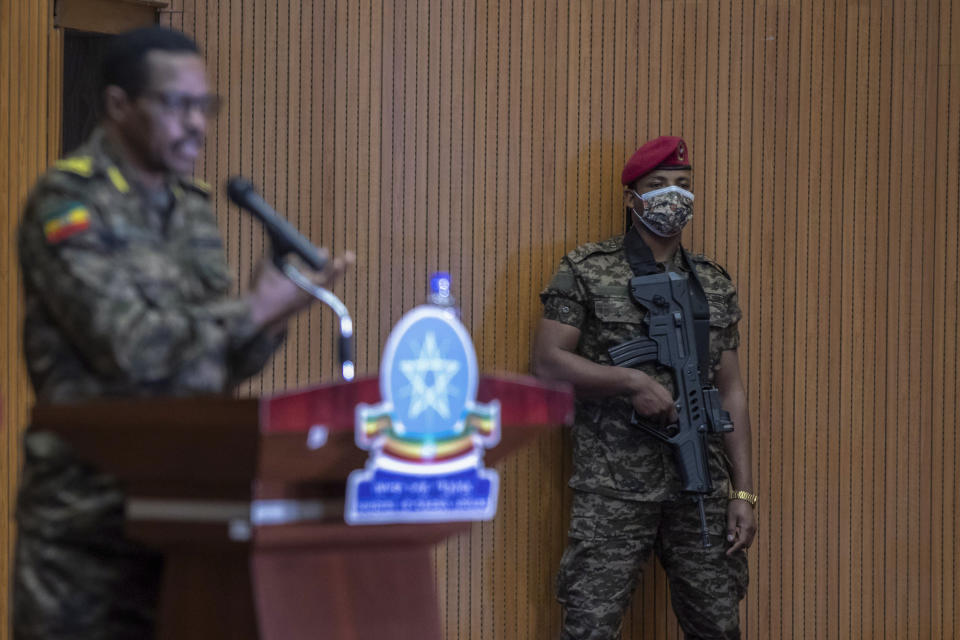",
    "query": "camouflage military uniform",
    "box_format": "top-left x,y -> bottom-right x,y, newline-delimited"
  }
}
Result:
541,234 -> 748,640
14,128 -> 283,640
